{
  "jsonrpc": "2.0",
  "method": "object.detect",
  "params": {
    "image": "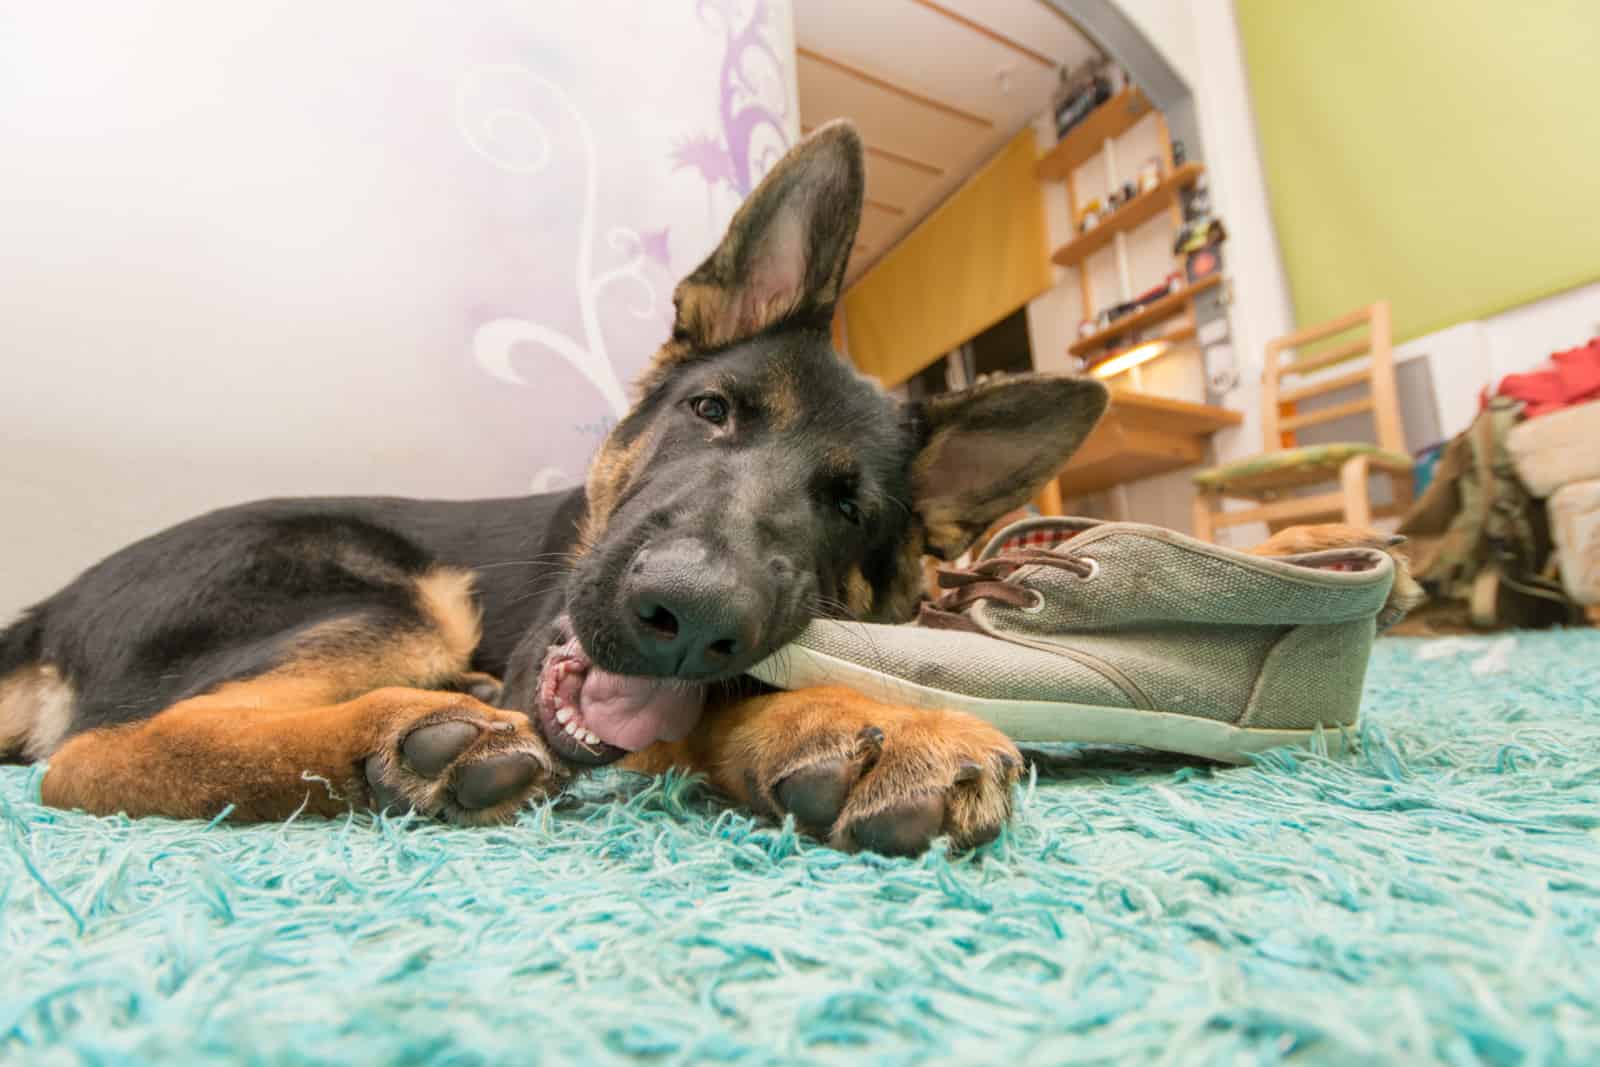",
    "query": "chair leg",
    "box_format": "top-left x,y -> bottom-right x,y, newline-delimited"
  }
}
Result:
1340,455 -> 1373,528
1191,491 -> 1216,542
1035,477 -> 1064,518
1389,468 -> 1416,521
